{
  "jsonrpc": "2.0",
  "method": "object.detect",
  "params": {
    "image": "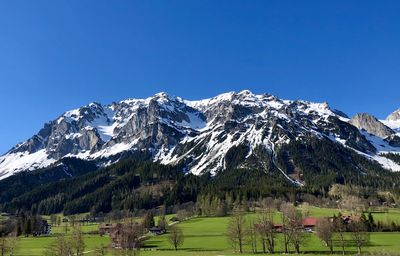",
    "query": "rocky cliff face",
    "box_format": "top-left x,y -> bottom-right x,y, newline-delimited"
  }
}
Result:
349,113 -> 394,138
1,90 -> 400,180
